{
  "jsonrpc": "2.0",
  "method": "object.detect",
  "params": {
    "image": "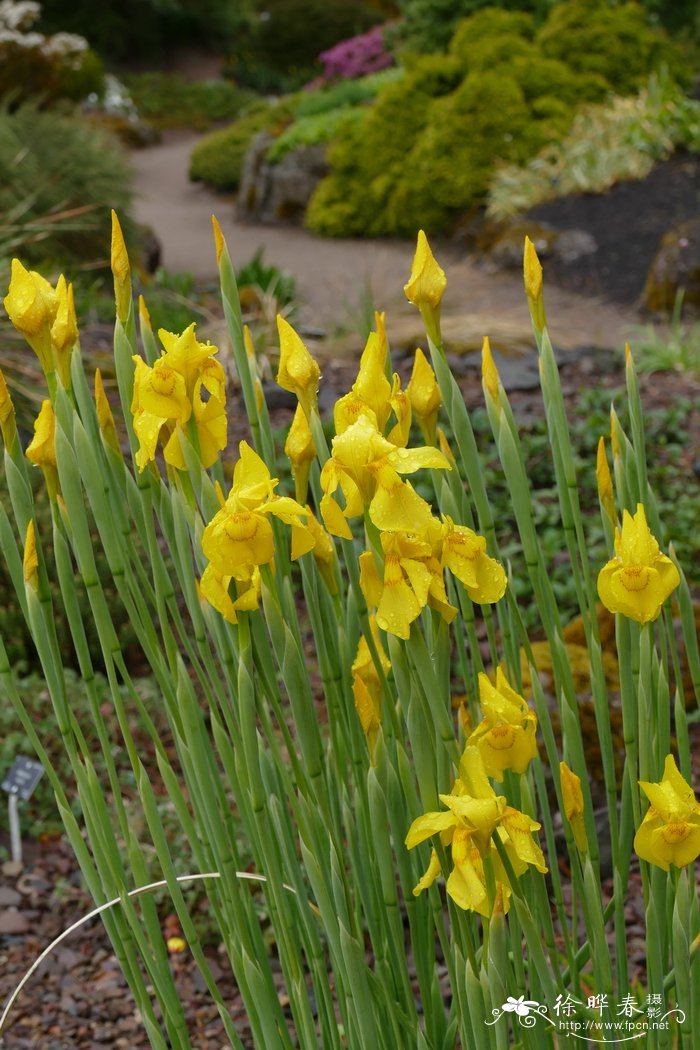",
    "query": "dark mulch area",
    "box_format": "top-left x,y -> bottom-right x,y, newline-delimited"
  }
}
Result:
526,150 -> 700,306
